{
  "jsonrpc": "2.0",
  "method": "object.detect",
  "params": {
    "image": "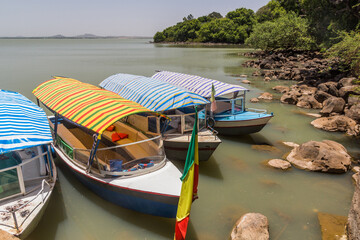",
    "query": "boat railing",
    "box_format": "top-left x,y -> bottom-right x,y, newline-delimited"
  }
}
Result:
72,135 -> 167,177
164,127 -> 219,141
245,108 -> 268,114
0,179 -> 51,232
163,111 -> 206,135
